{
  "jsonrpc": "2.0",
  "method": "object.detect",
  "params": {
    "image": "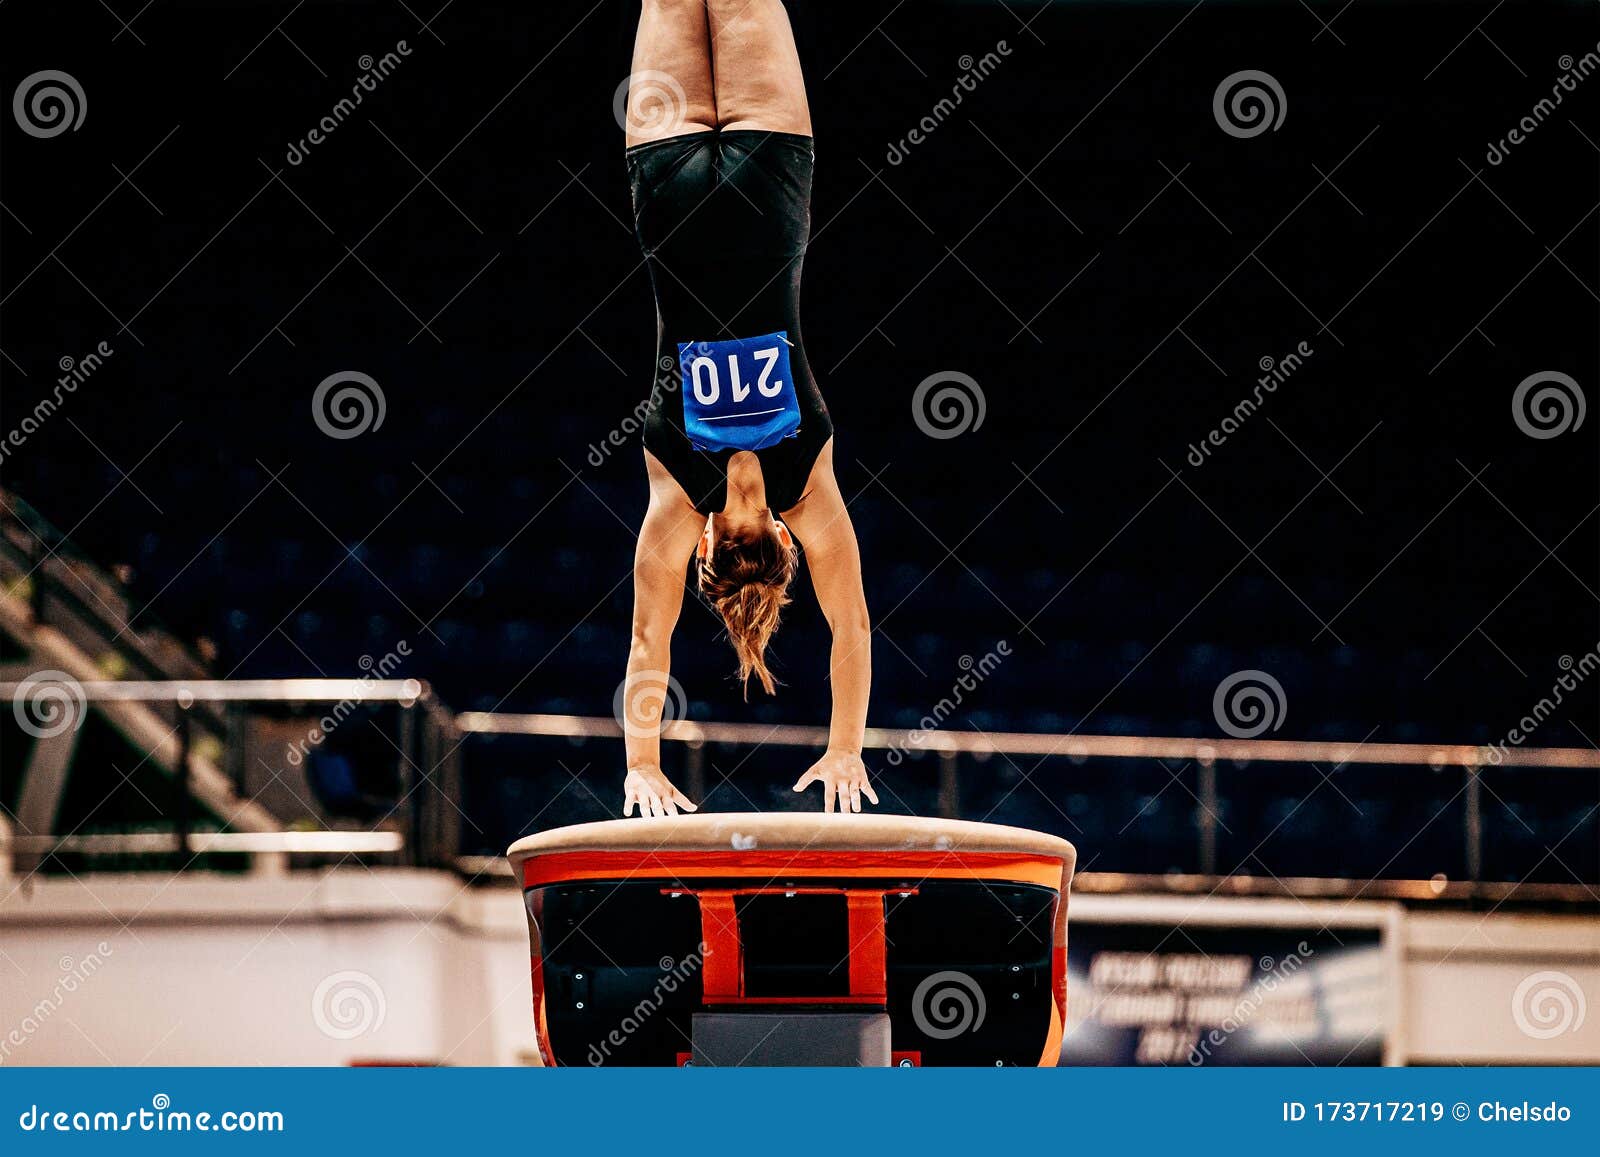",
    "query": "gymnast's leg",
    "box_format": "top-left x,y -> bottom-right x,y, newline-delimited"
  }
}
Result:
706,0 -> 812,135
625,0 -> 718,147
